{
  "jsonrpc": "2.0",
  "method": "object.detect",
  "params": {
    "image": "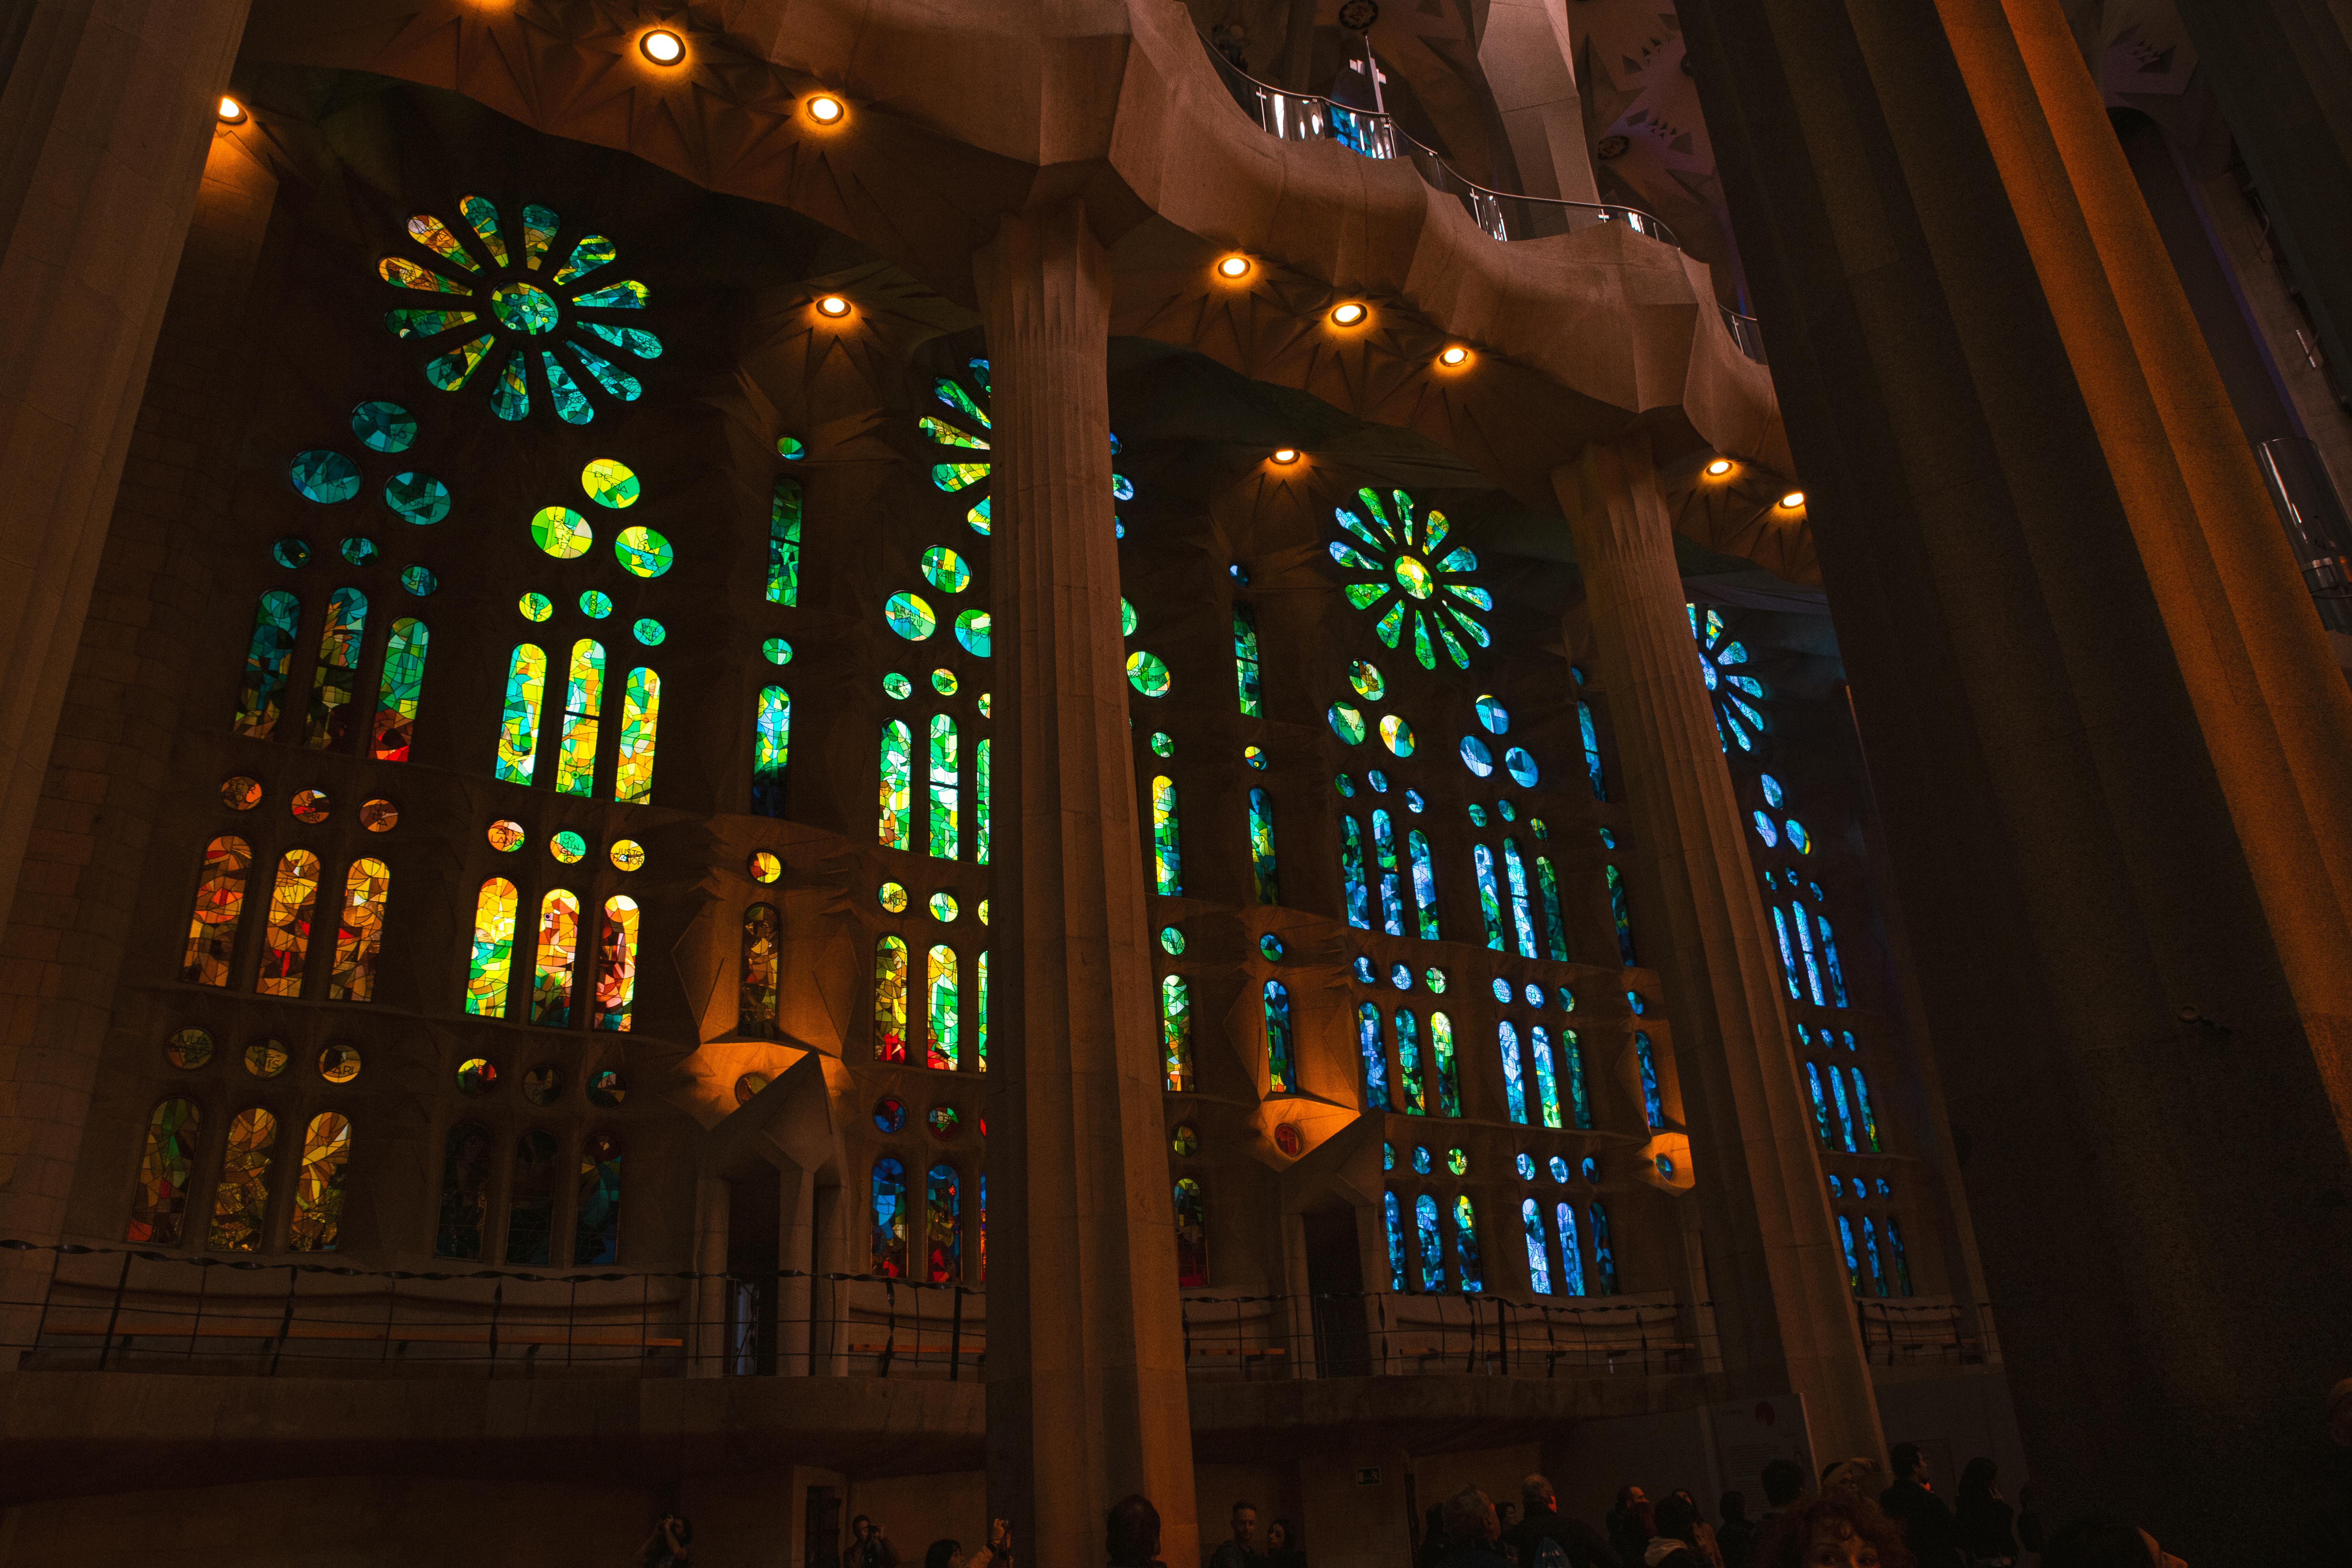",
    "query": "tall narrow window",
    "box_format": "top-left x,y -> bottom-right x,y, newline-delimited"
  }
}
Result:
1263,980 -> 1295,1093
1521,1198 -> 1553,1294
1232,603 -> 1262,716
1562,1029 -> 1592,1129
977,951 -> 990,1071
288,1112 -> 352,1252
1151,775 -> 1182,894
976,738 -> 992,866
1502,840 -> 1537,958
1885,1217 -> 1915,1295
1396,1008 -> 1425,1114
1431,1012 -> 1461,1116
208,1107 -> 277,1252
573,1131 -> 622,1264
926,1163 -> 962,1283
928,714 -> 960,859
1372,810 -> 1404,936
1606,864 -> 1638,965
1588,1200 -> 1618,1295
1530,1026 -> 1563,1129
1860,1215 -> 1888,1295
873,934 -> 908,1061
1827,1064 -> 1858,1152
596,895 -> 639,1031
1247,788 -> 1280,904
1818,913 -> 1850,1007
1792,901 -> 1825,1004
1383,1191 -> 1407,1290
1836,1213 -> 1863,1293
1474,844 -> 1505,950
1554,1202 -> 1587,1296
435,1122 -> 492,1260
1578,700 -> 1606,800
1635,1031 -> 1664,1128
1174,1177 -> 1208,1286
871,1154 -> 907,1274
1804,1061 -> 1836,1145
1359,1003 -> 1389,1109
1770,906 -> 1801,1000
1536,857 -> 1568,960
1415,1193 -> 1444,1292
768,476 -> 802,605
1453,1194 -> 1483,1292
1848,1066 -> 1881,1152
182,836 -> 251,986
305,586 -> 368,748
372,617 -> 428,761
255,849 -> 322,997
1341,817 -> 1370,929
926,943 -> 960,1070
738,902 -> 780,1033
505,1129 -> 558,1265
879,720 -> 912,849
1407,830 -> 1439,939
1499,1021 -> 1527,1124
466,877 -> 518,1016
328,857 -> 390,1001
555,639 -> 605,796
615,666 -> 659,803
978,1174 -> 988,1283
496,643 -> 548,783
129,1099 -> 202,1244
234,590 -> 300,737
1162,975 -> 1194,1092
532,889 -> 580,1026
